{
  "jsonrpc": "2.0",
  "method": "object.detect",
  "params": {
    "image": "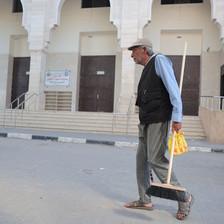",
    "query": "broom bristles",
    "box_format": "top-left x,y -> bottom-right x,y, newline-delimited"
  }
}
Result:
146,183 -> 187,202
